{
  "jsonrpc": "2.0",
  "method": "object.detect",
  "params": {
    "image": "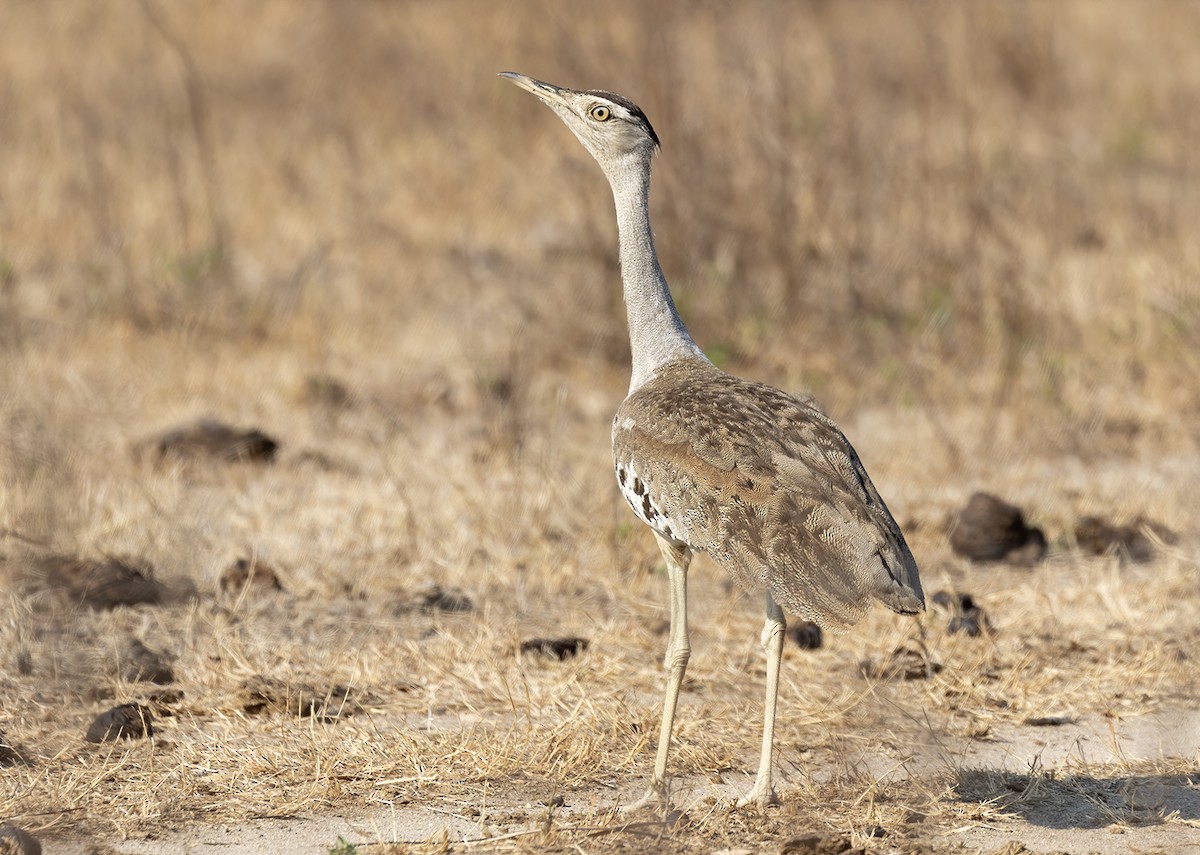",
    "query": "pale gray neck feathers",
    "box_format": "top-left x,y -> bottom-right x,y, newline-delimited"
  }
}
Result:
605,155 -> 708,394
